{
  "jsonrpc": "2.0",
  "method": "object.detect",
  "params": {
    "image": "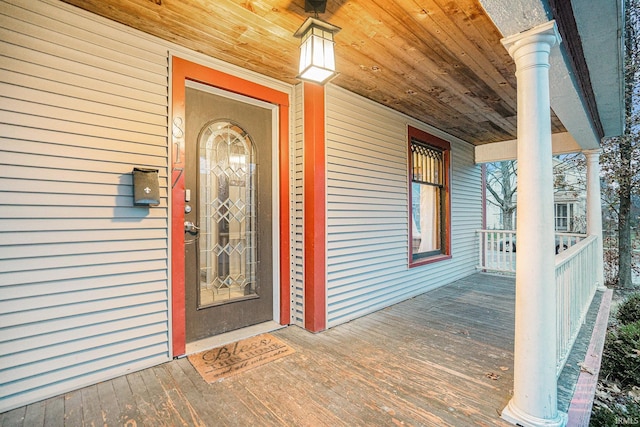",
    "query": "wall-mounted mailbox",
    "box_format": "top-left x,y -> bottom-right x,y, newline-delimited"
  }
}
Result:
132,167 -> 160,206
